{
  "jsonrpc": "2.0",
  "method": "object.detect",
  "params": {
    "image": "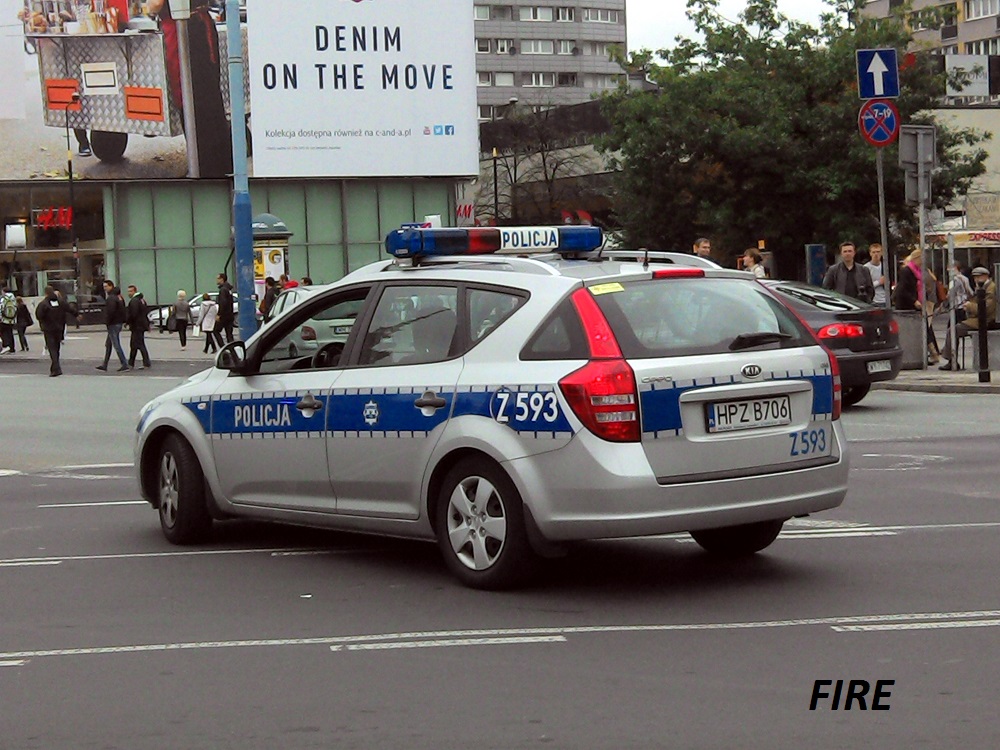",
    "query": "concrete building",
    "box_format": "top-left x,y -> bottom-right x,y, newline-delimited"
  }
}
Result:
474,1 -> 627,119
